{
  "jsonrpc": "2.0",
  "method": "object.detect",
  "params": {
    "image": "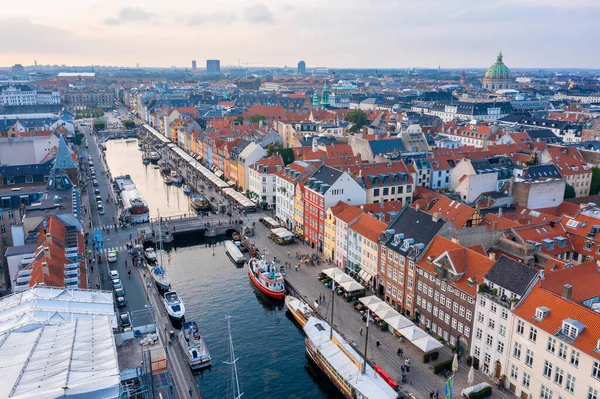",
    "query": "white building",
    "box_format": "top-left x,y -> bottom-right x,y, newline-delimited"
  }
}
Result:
36,90 -> 61,104
248,155 -> 284,208
507,262 -> 600,399
274,161 -> 315,230
238,142 -> 268,191
0,85 -> 37,106
470,257 -> 539,379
